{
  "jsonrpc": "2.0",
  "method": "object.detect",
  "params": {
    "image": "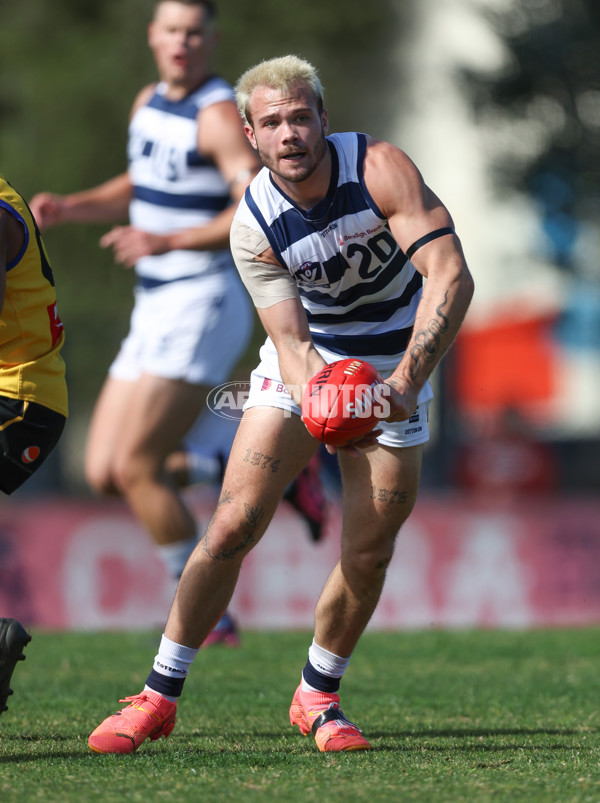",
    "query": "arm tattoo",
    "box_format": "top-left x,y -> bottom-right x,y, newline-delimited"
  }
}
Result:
409,292 -> 450,379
